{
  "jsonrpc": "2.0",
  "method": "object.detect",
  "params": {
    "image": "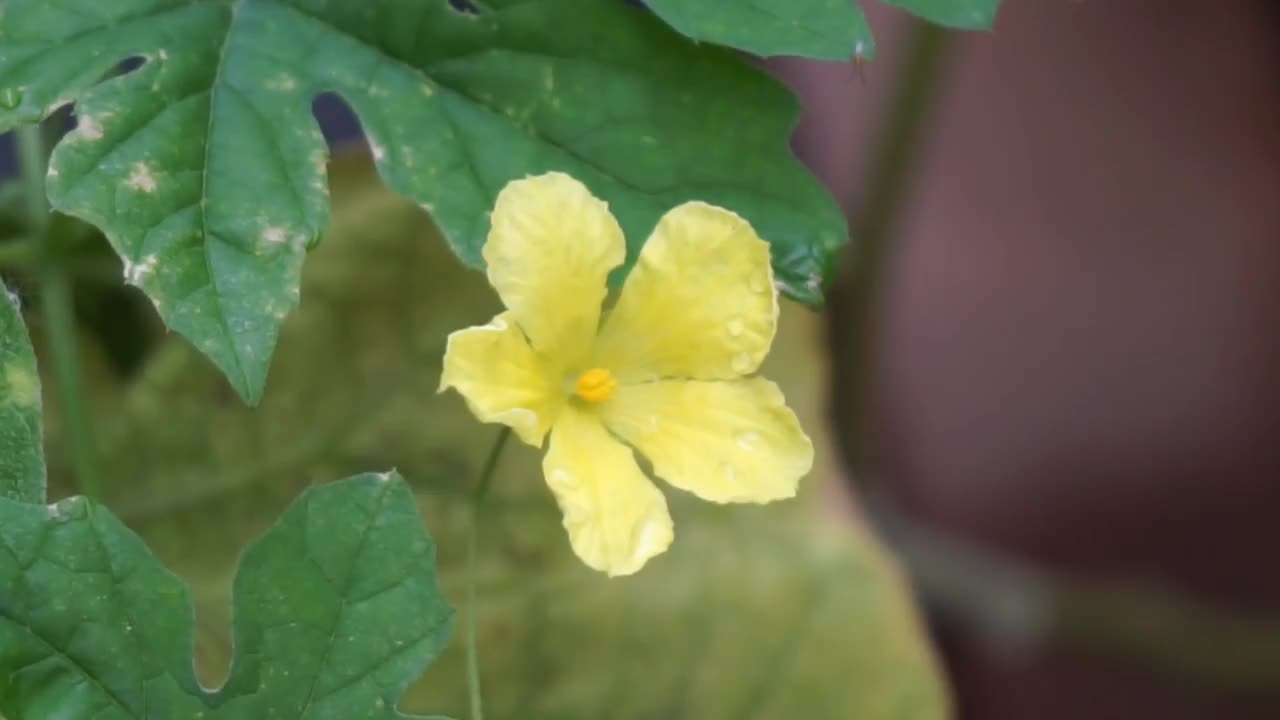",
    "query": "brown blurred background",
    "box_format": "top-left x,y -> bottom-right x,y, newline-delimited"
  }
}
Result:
773,1 -> 1280,718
